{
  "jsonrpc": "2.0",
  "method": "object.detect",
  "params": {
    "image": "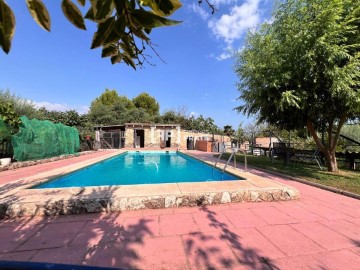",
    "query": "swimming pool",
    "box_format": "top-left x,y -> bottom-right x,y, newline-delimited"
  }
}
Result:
32,151 -> 240,189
